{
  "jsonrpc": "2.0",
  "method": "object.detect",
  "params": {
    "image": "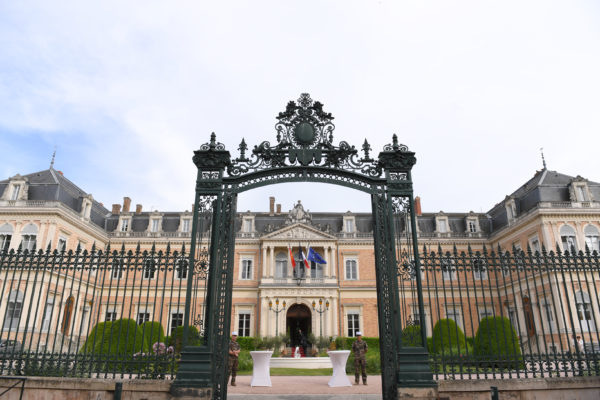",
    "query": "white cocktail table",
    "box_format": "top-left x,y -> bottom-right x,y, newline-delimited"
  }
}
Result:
250,350 -> 273,387
327,350 -> 352,387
